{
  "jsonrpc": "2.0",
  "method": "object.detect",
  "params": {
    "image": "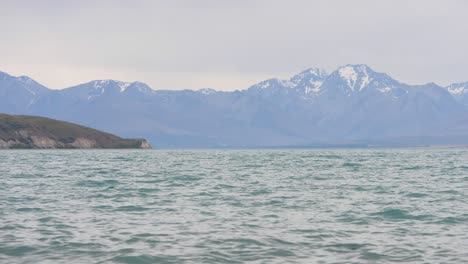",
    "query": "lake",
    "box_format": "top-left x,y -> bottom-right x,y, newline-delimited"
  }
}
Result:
1,149 -> 468,263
